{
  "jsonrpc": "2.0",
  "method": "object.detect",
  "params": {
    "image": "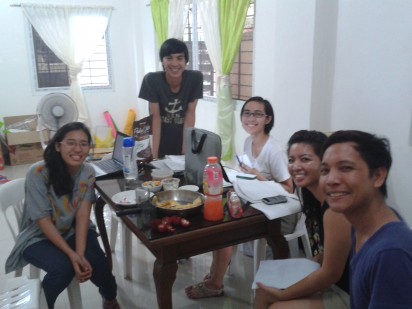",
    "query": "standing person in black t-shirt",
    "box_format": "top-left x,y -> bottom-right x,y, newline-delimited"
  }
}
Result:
139,38 -> 203,159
